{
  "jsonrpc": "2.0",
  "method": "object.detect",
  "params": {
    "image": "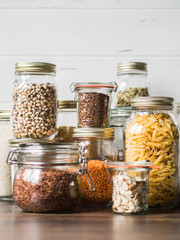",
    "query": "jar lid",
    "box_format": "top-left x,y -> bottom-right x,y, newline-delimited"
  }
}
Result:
111,108 -> 132,118
0,110 -> 10,120
117,62 -> 147,74
73,127 -> 114,138
8,143 -> 79,166
177,103 -> 180,111
71,82 -> 117,91
131,96 -> 174,110
58,100 -> 77,109
108,161 -> 157,171
15,62 -> 56,74
9,138 -> 55,147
